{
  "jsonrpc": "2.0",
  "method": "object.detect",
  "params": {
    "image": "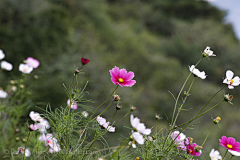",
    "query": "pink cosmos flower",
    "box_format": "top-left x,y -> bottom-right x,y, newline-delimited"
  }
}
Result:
219,136 -> 240,152
109,66 -> 136,87
26,57 -> 40,68
29,124 -> 39,131
171,131 -> 187,151
186,143 -> 202,156
81,57 -> 90,65
67,99 -> 78,110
